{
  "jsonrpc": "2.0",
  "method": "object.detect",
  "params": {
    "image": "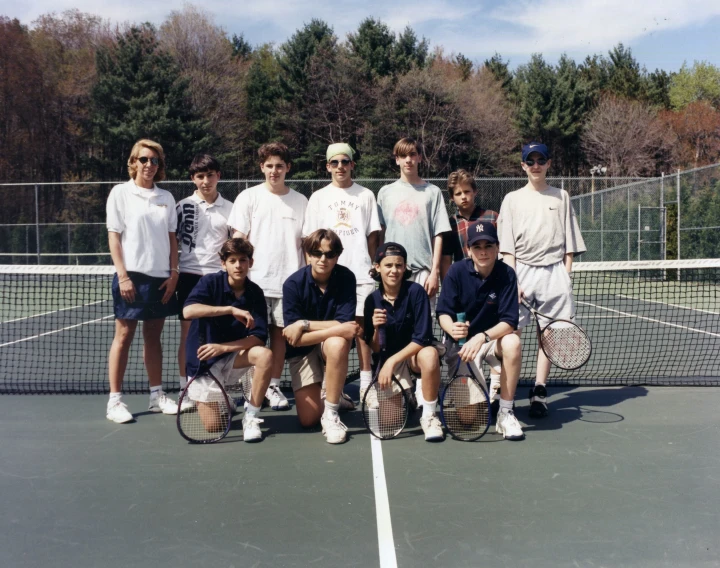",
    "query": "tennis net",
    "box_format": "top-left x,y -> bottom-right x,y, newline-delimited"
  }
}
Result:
1,259 -> 719,394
